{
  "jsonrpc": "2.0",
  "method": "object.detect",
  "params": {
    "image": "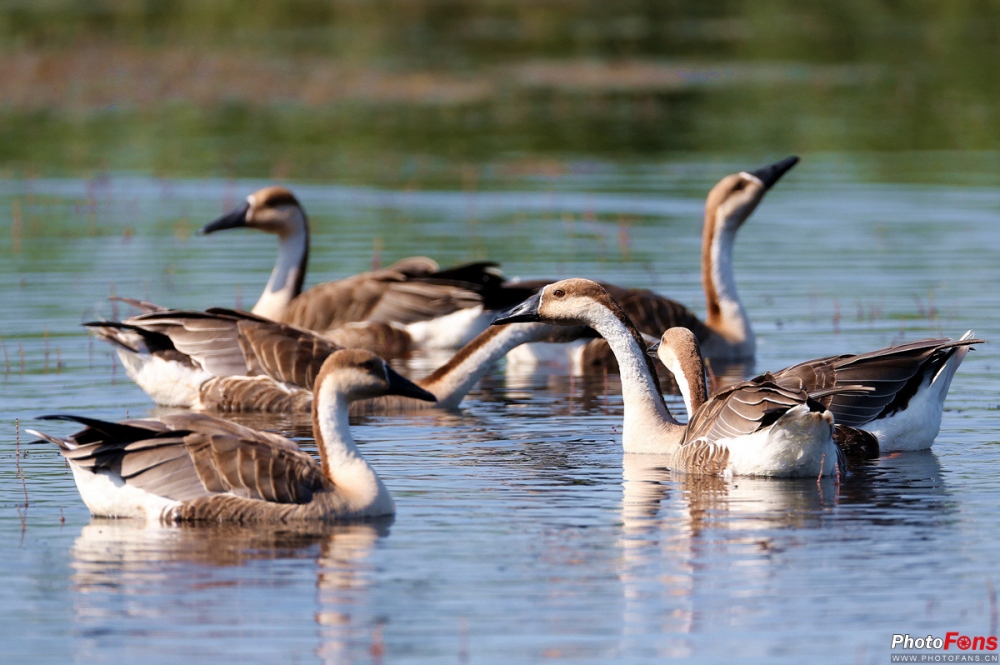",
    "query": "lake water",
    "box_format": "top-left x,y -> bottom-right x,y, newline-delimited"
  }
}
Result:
2,157 -> 999,664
